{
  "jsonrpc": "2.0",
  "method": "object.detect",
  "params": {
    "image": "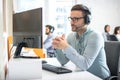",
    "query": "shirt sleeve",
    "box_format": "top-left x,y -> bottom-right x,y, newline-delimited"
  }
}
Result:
44,34 -> 54,50
44,39 -> 52,49
102,32 -> 107,41
55,49 -> 69,66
